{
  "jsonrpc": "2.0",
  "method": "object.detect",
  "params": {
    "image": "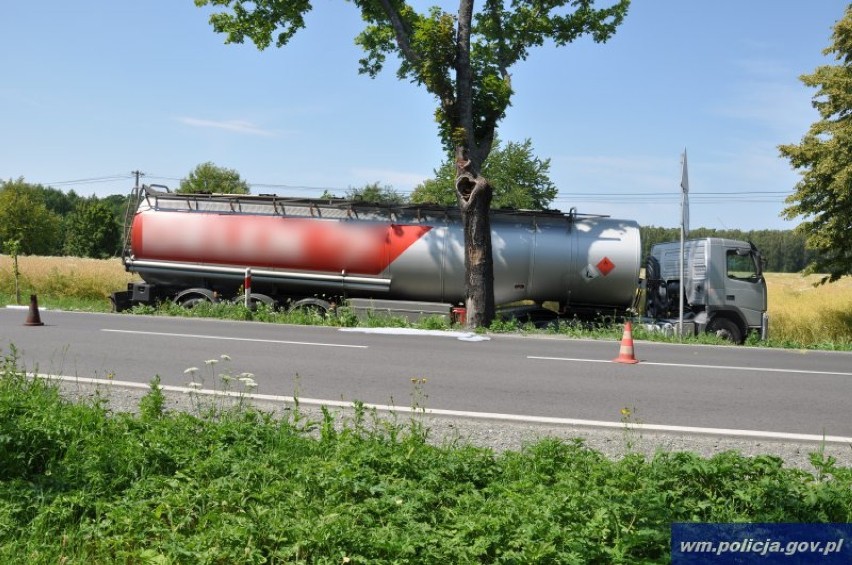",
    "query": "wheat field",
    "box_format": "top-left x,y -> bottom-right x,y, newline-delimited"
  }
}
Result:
2,255 -> 851,346
766,273 -> 852,346
0,255 -> 133,304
